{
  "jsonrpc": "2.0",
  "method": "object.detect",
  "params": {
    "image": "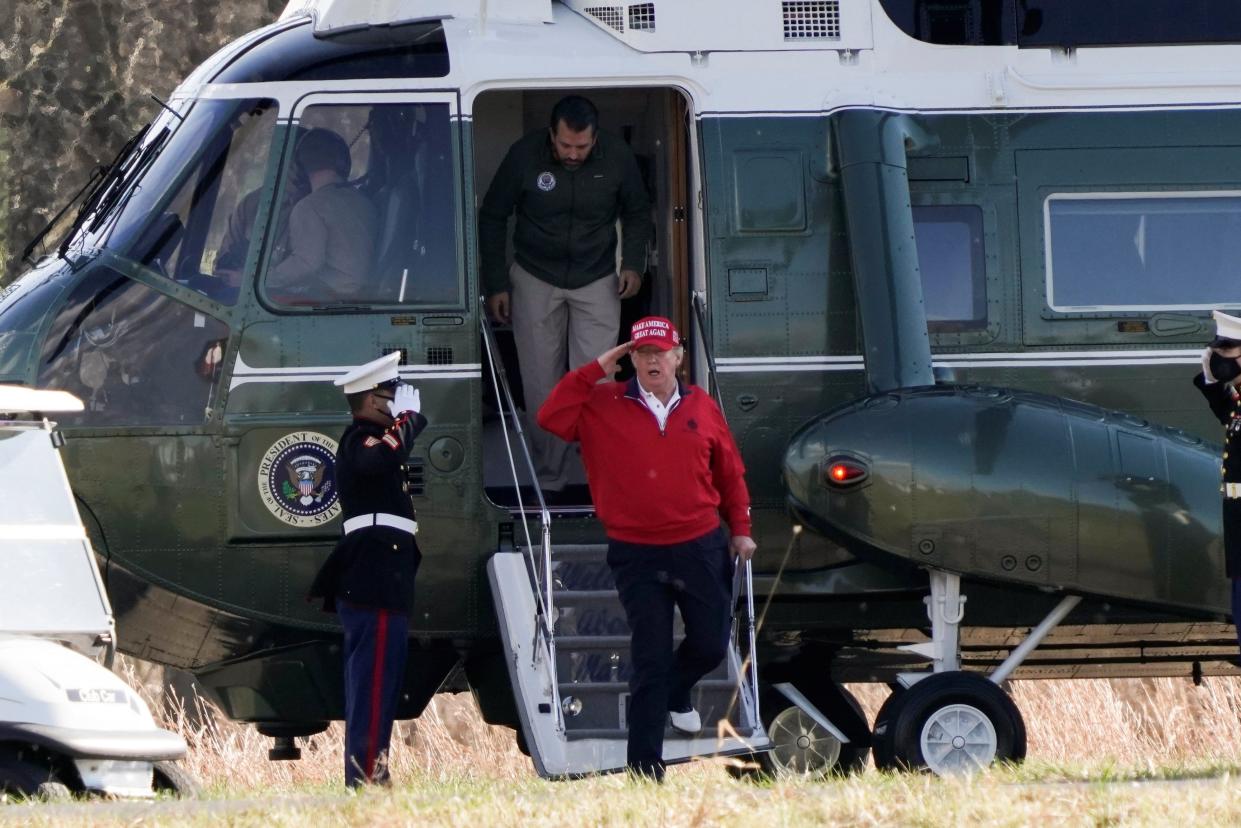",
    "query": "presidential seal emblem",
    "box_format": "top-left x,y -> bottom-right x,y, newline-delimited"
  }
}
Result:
536,171 -> 557,192
257,431 -> 341,527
